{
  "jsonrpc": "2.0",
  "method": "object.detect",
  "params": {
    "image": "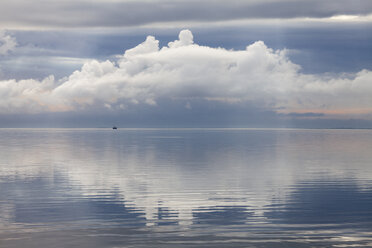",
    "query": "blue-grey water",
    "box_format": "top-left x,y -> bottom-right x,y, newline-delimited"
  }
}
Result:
1,128 -> 372,247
